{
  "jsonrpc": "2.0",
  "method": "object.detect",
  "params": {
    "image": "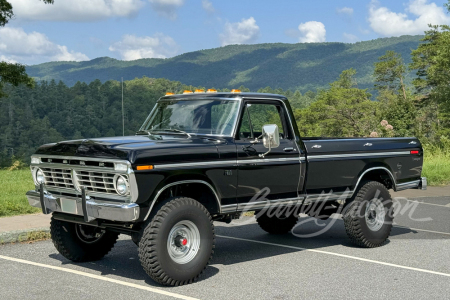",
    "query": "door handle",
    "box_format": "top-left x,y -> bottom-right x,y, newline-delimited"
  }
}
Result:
311,145 -> 321,149
283,147 -> 295,152
364,143 -> 373,147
